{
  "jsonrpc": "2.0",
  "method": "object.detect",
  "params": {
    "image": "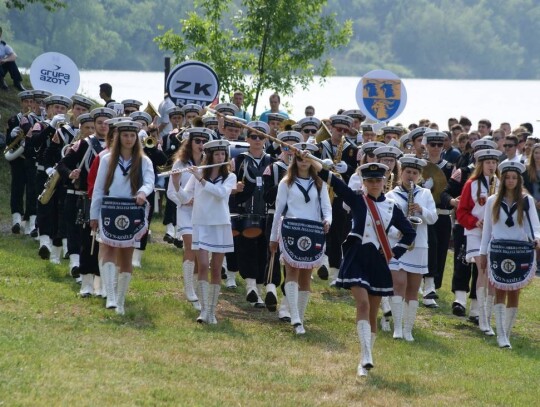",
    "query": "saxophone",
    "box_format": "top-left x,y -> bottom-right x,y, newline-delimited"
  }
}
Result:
406,181 -> 423,250
37,164 -> 61,204
385,172 -> 394,193
4,128 -> 26,161
488,175 -> 496,196
328,135 -> 345,204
